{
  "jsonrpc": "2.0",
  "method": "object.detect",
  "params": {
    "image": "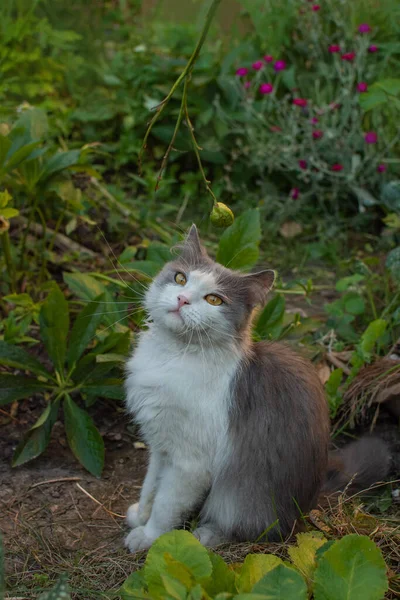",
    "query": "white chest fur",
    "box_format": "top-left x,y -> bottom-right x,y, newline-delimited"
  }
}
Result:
125,327 -> 241,471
